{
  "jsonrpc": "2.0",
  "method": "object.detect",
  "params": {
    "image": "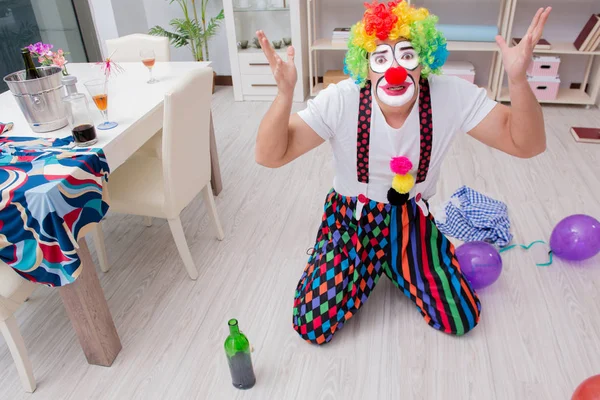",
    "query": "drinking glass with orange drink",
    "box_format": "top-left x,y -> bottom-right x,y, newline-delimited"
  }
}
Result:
140,49 -> 157,84
84,79 -> 118,130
